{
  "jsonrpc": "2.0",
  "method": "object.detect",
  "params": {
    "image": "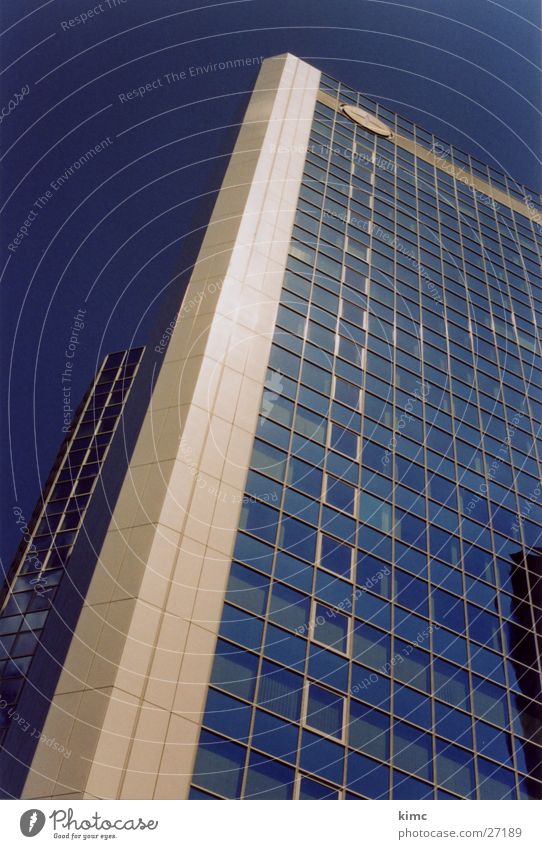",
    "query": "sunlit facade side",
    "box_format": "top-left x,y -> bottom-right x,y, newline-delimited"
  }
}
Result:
189,68 -> 542,800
